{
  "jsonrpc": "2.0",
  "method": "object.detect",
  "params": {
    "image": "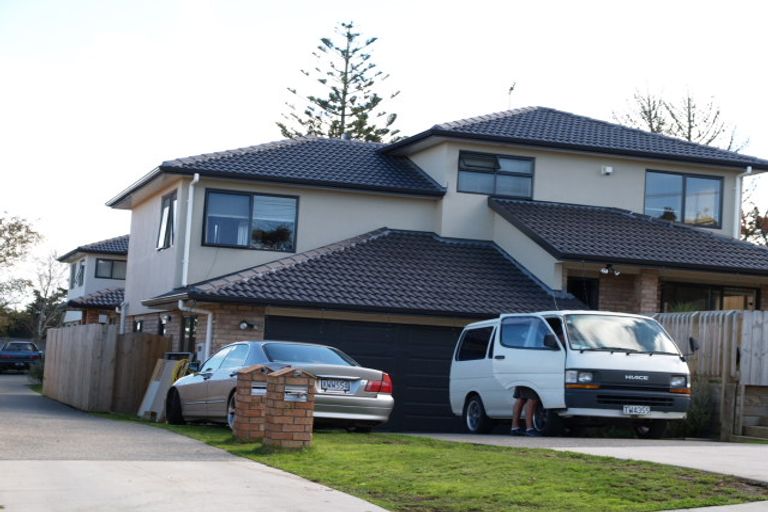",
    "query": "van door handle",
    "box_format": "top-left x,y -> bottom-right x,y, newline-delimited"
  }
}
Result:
494,355 -> 505,360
